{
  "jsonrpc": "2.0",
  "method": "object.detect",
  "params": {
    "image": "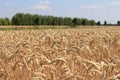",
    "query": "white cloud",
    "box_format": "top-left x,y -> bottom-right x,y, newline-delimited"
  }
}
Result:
44,0 -> 51,5
40,0 -> 50,5
80,5 -> 104,9
30,0 -> 52,11
80,1 -> 120,9
32,4 -> 52,11
103,1 -> 120,7
109,2 -> 120,5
